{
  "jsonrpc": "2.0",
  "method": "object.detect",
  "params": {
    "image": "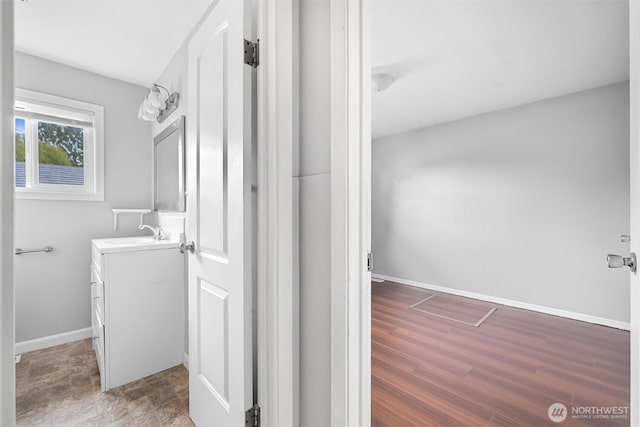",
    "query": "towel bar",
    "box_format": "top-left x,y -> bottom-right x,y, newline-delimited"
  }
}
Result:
14,246 -> 53,255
